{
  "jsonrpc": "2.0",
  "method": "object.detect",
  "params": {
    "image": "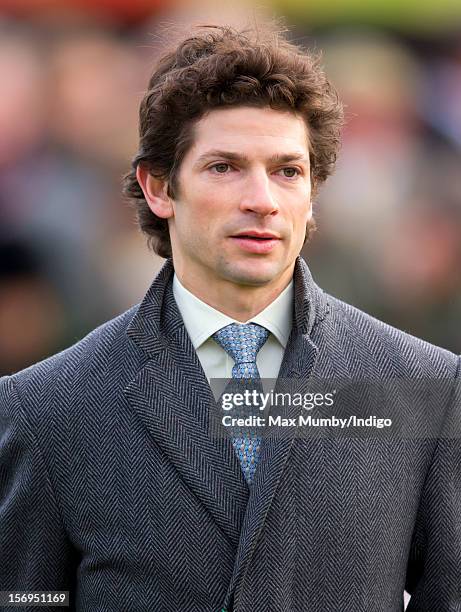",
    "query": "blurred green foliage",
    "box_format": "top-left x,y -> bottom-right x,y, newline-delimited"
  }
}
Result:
273,0 -> 461,32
